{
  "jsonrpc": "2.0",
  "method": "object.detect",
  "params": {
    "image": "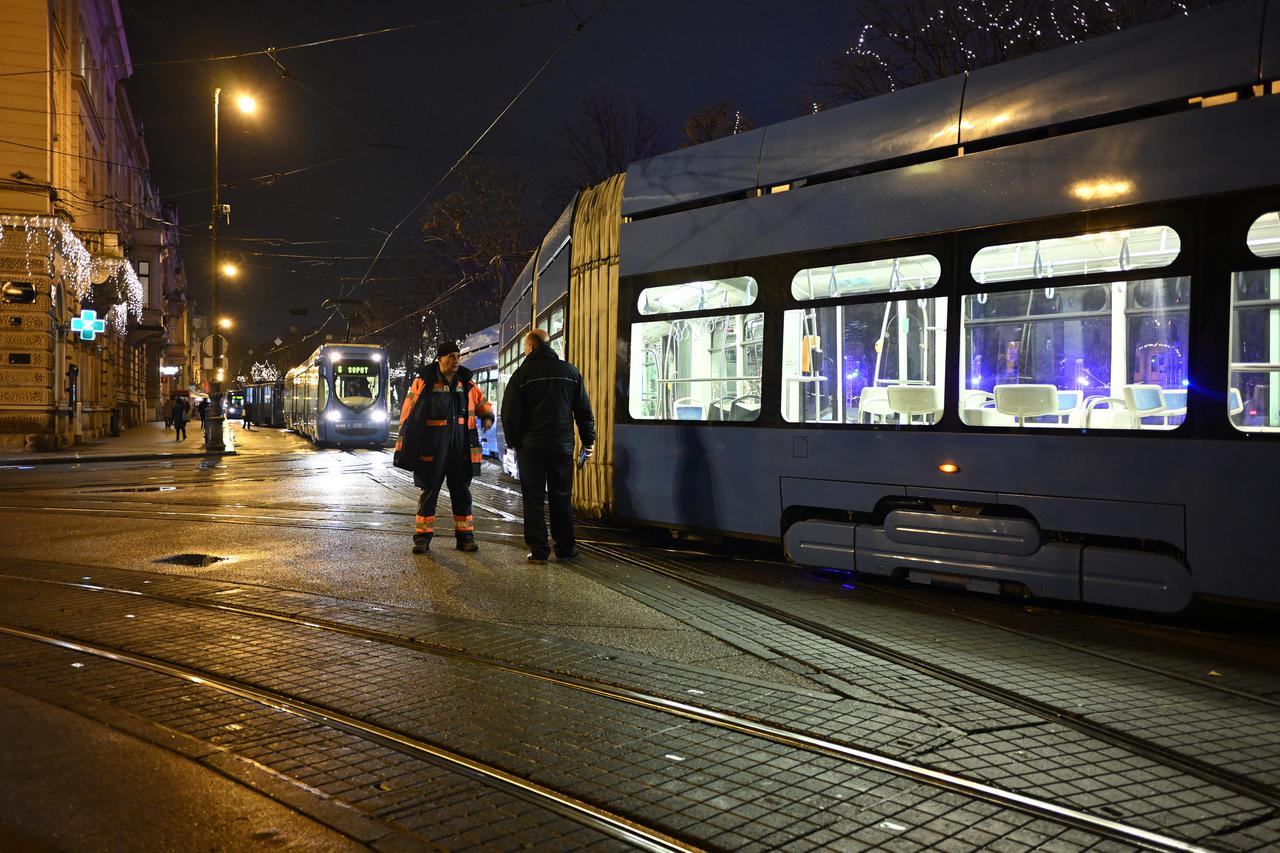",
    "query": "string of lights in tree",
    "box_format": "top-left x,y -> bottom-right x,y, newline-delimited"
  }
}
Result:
0,214 -> 143,336
843,0 -> 1192,93
250,361 -> 282,382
